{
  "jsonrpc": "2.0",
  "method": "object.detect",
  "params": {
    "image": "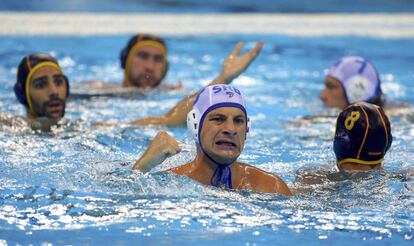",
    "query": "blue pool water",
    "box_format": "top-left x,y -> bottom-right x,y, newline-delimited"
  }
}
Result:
0,34 -> 413,245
